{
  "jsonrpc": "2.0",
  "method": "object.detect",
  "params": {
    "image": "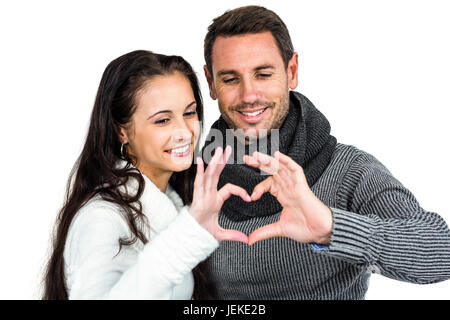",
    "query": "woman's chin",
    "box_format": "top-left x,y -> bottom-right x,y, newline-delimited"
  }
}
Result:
167,154 -> 194,172
171,163 -> 192,172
